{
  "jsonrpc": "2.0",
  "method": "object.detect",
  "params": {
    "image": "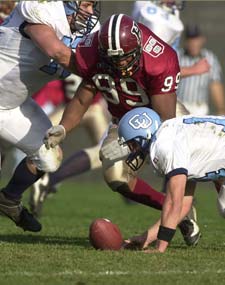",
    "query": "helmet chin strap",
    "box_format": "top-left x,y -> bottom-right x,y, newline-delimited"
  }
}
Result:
121,69 -> 133,77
